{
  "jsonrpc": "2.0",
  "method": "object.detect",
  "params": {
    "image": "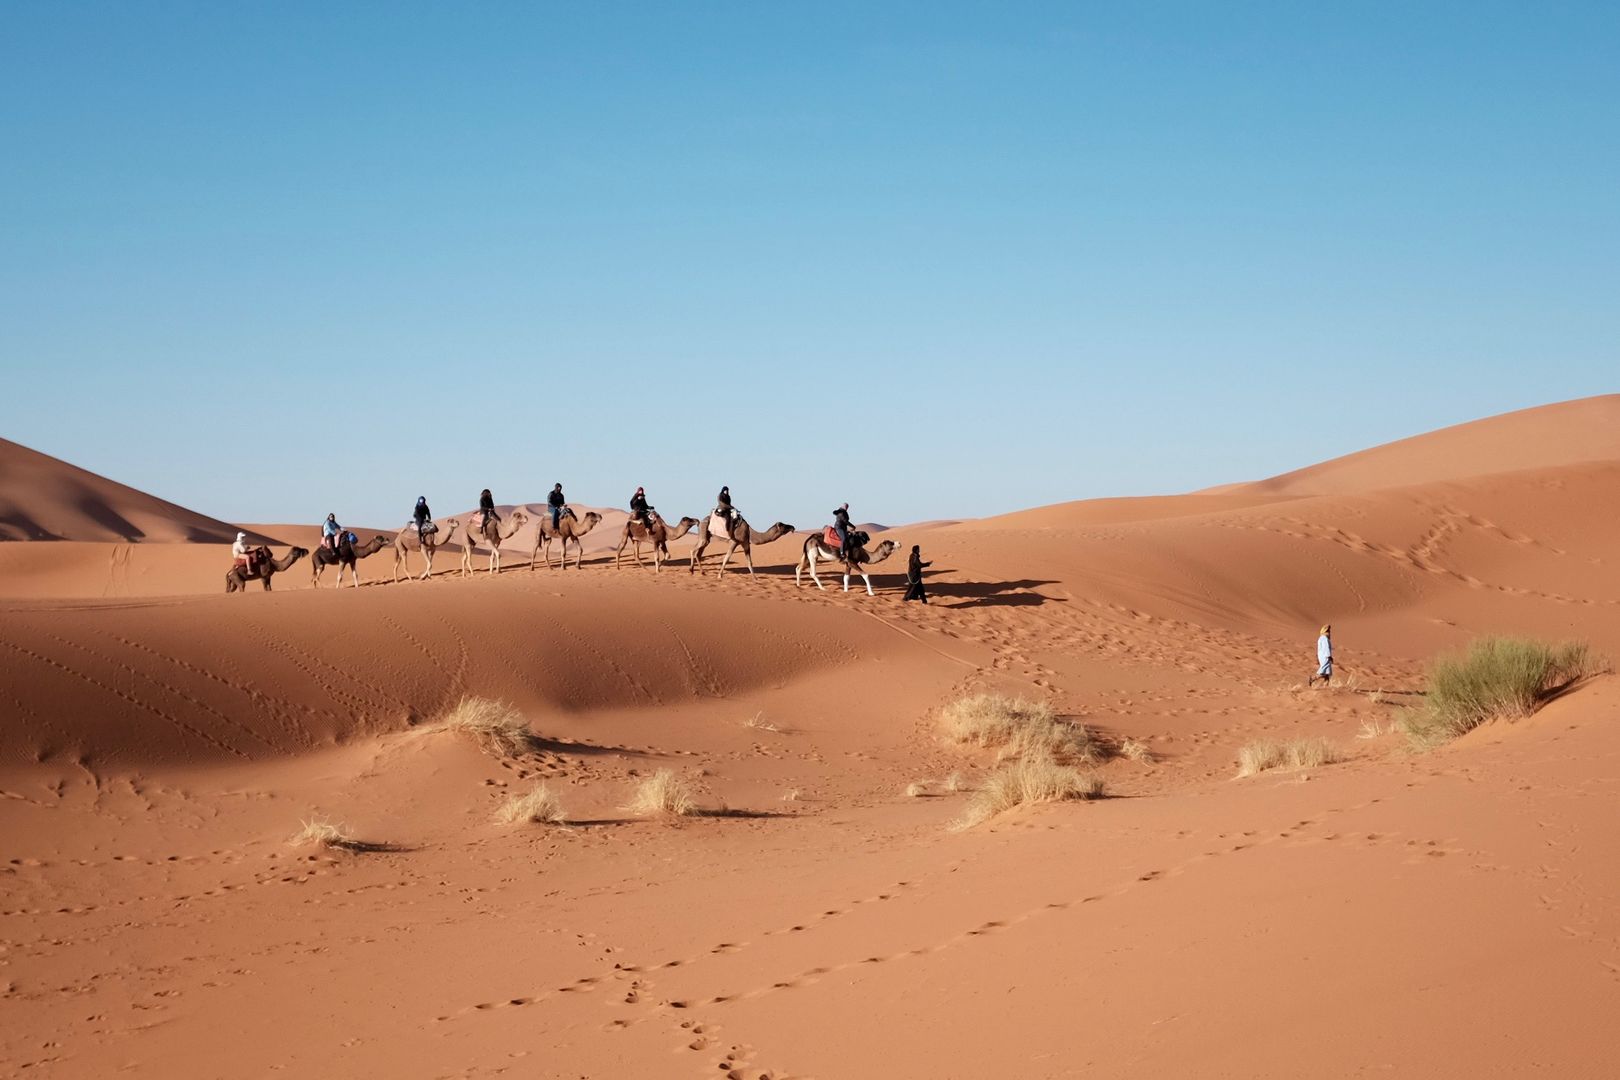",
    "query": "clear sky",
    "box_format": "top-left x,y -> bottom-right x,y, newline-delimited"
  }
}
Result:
2,3 -> 1616,529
